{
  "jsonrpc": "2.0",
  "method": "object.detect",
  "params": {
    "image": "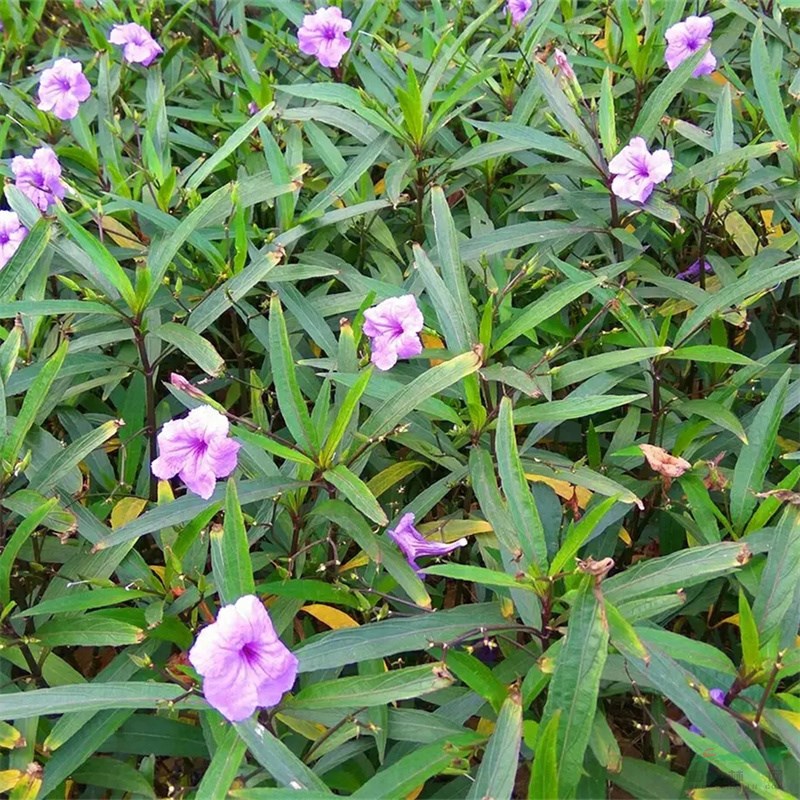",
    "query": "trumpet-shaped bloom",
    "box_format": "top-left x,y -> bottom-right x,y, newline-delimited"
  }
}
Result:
665,16 -> 716,77
189,595 -> 298,722
109,23 -> 163,67
608,137 -> 672,203
37,58 -> 91,120
0,211 -> 28,269
507,0 -> 532,25
362,294 -> 424,371
151,405 -> 241,499
12,147 -> 67,211
388,513 -> 467,576
297,7 -> 352,68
